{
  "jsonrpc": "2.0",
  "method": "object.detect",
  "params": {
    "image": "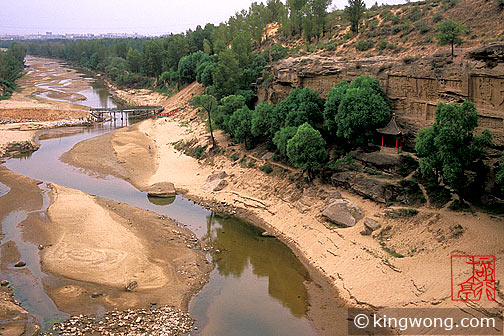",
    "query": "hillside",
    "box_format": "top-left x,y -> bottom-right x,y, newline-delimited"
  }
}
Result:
263,0 -> 504,60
